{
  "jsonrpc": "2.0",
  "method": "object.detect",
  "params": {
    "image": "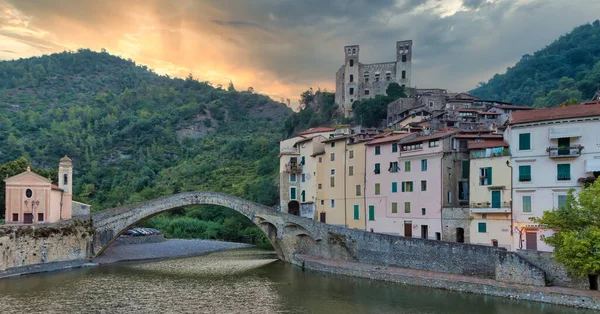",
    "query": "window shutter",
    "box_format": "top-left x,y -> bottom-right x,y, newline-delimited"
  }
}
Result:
401,182 -> 406,192
519,133 -> 531,150
392,182 -> 398,193
300,156 -> 305,165
462,160 -> 470,179
290,188 -> 296,200
369,205 -> 375,221
354,205 -> 359,220
301,190 -> 306,202
478,222 -> 487,233
375,183 -> 380,195
557,164 -> 571,180
391,202 -> 398,213
487,167 -> 493,185
523,196 -> 532,213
